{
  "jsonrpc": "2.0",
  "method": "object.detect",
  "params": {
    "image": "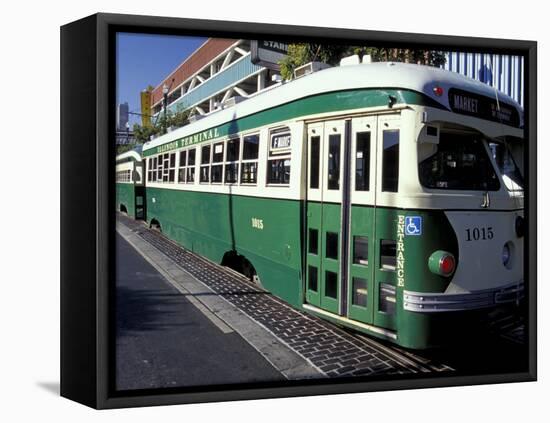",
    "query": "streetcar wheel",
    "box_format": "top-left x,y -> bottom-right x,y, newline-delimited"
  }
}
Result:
149,219 -> 161,232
